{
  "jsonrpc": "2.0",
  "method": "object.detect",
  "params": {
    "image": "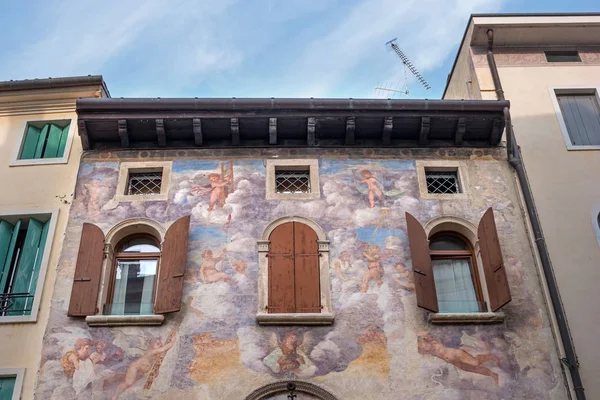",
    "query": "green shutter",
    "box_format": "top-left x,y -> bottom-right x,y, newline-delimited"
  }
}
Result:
43,124 -> 63,158
0,219 -> 20,293
57,123 -> 70,157
10,218 -> 44,315
20,125 -> 41,159
33,124 -> 50,159
0,376 -> 16,399
28,218 -> 50,299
